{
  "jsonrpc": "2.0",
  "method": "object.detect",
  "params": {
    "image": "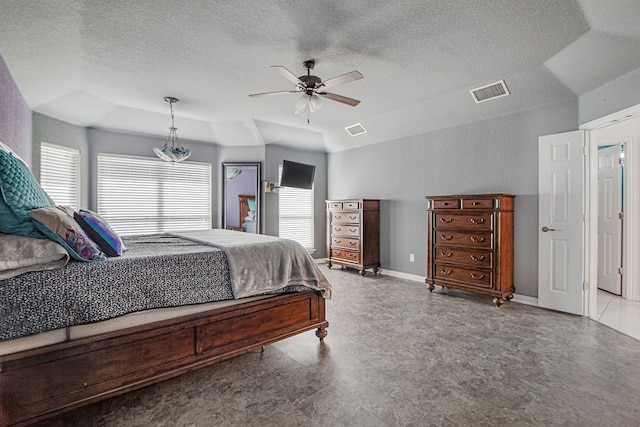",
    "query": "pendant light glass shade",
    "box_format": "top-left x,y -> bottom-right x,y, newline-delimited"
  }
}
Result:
154,96 -> 191,163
